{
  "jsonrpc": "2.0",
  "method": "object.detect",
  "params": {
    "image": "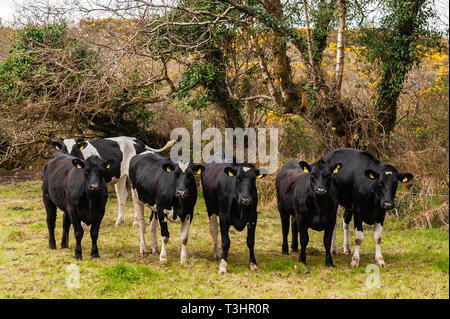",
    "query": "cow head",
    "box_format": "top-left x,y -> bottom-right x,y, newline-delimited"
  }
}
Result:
364,165 -> 413,210
72,156 -> 114,193
299,159 -> 343,196
223,164 -> 266,208
161,160 -> 204,200
50,139 -> 79,156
